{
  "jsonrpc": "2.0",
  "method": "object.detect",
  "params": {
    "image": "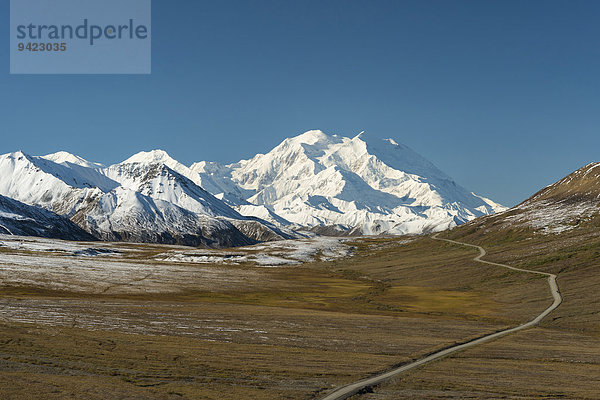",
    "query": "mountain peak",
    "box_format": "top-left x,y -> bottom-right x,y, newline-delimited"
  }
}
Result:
349,131 -> 401,148
42,151 -> 105,168
122,149 -> 176,165
188,129 -> 505,234
525,162 -> 600,205
348,132 -> 404,150
353,131 -> 366,140
291,130 -> 331,145
6,150 -> 28,159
